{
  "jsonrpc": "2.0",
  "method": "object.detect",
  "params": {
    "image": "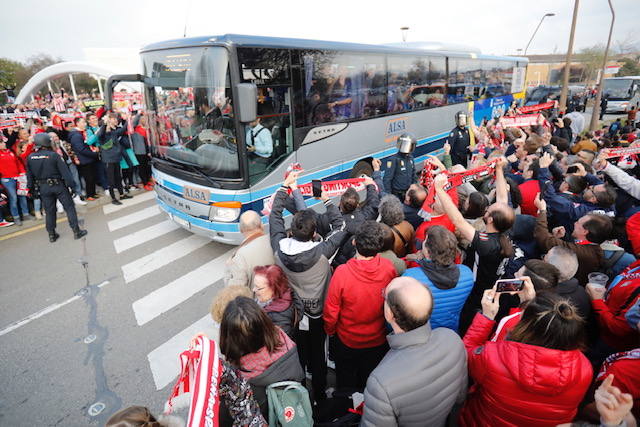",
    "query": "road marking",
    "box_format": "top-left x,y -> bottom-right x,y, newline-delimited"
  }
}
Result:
147,315 -> 220,390
0,280 -> 109,337
107,205 -> 160,232
121,234 -> 211,283
103,191 -> 156,215
132,251 -> 231,326
0,217 -> 67,241
112,220 -> 180,253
